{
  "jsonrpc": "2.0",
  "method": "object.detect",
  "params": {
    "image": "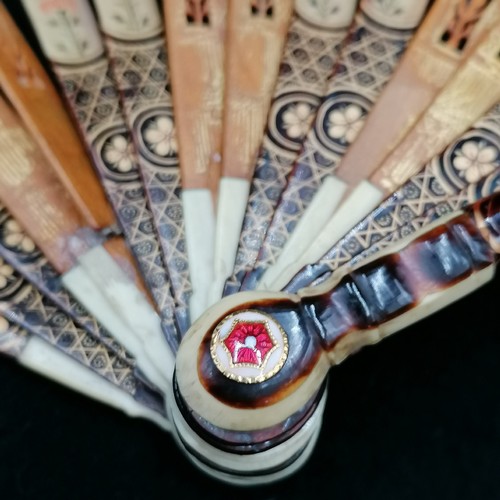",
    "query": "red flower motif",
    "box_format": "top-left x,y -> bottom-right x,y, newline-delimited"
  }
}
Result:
224,321 -> 275,367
